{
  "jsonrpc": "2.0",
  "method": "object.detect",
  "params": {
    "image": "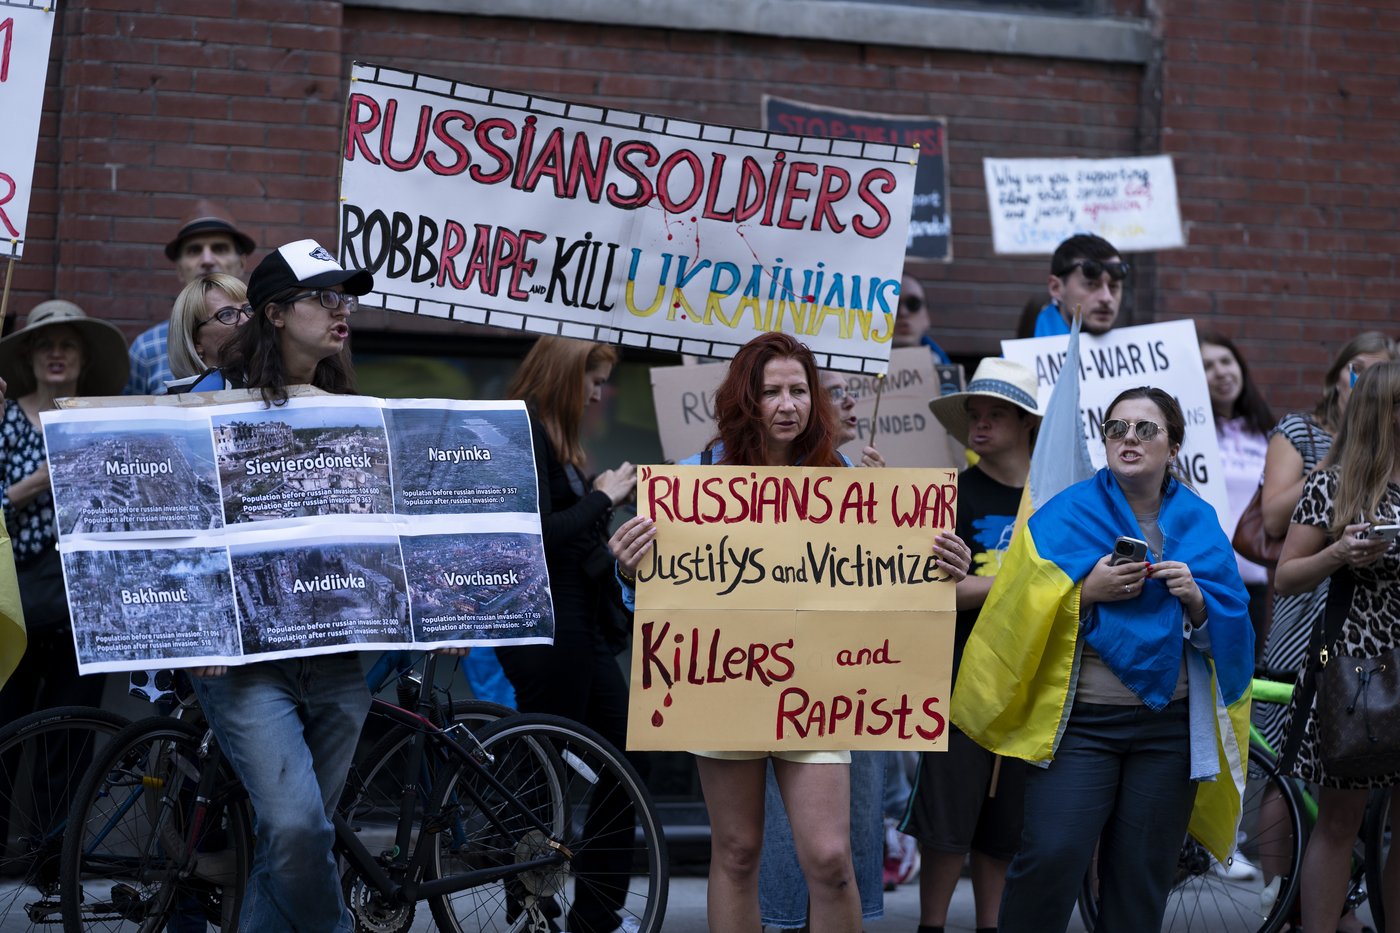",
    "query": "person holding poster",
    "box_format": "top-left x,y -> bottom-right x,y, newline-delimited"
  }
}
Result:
951,387 -> 1253,933
495,334 -> 638,933
1030,234 -> 1128,337
187,239 -> 377,932
610,332 -> 971,933
904,358 -> 1041,933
